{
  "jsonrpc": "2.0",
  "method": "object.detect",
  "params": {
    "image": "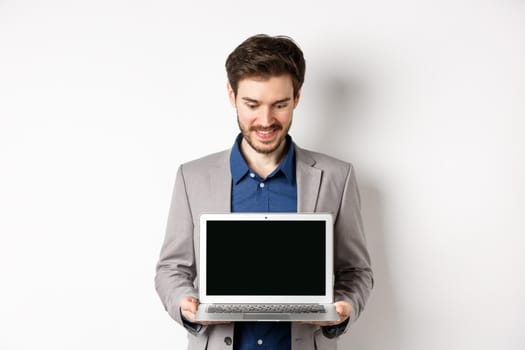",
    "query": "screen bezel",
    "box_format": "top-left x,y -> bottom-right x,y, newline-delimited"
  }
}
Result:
199,213 -> 334,304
